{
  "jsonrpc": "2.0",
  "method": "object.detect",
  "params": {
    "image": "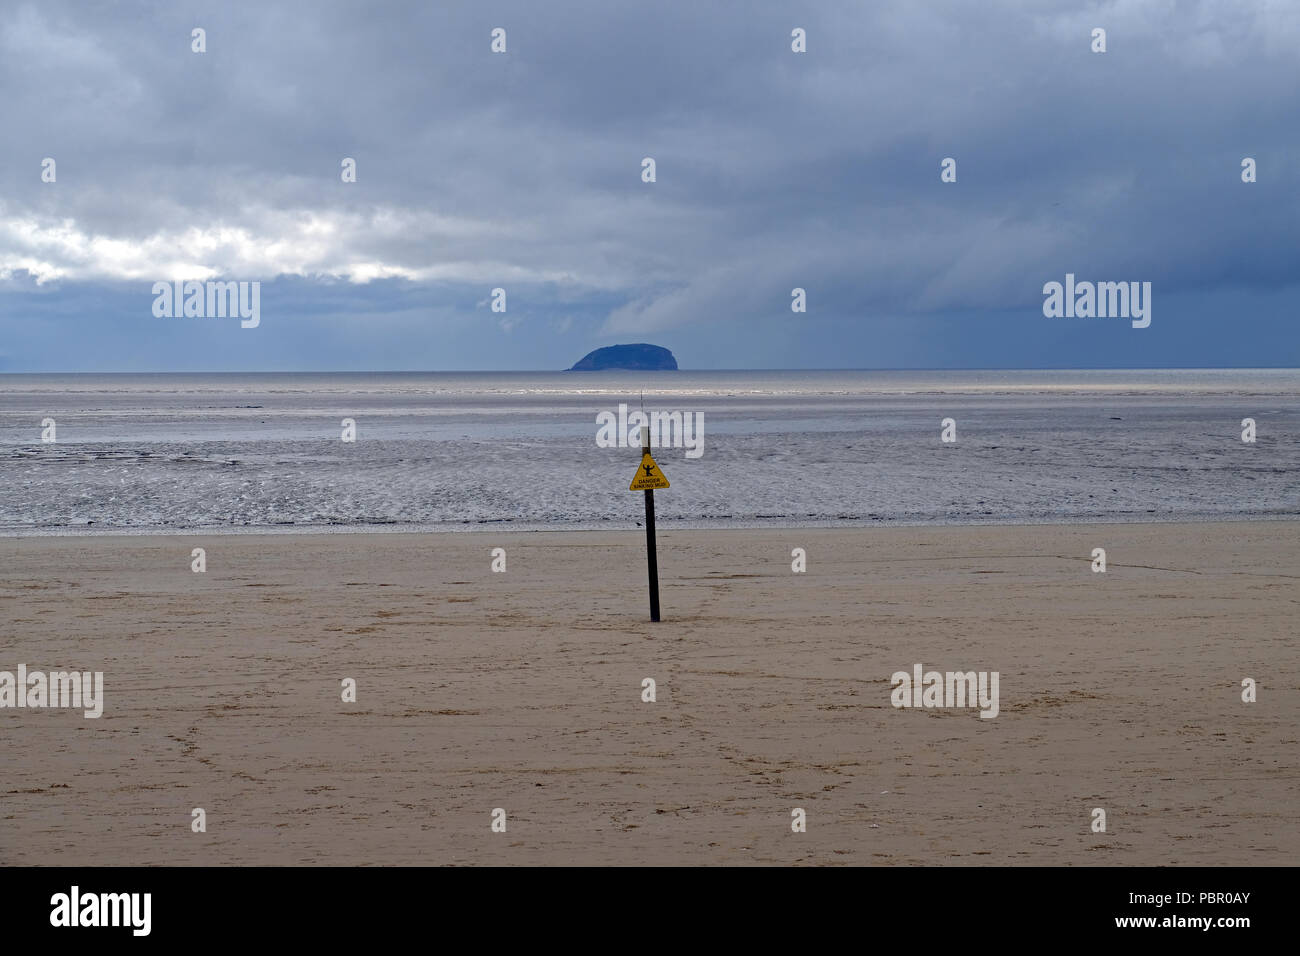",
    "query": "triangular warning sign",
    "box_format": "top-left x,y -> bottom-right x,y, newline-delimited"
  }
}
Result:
629,452 -> 670,490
